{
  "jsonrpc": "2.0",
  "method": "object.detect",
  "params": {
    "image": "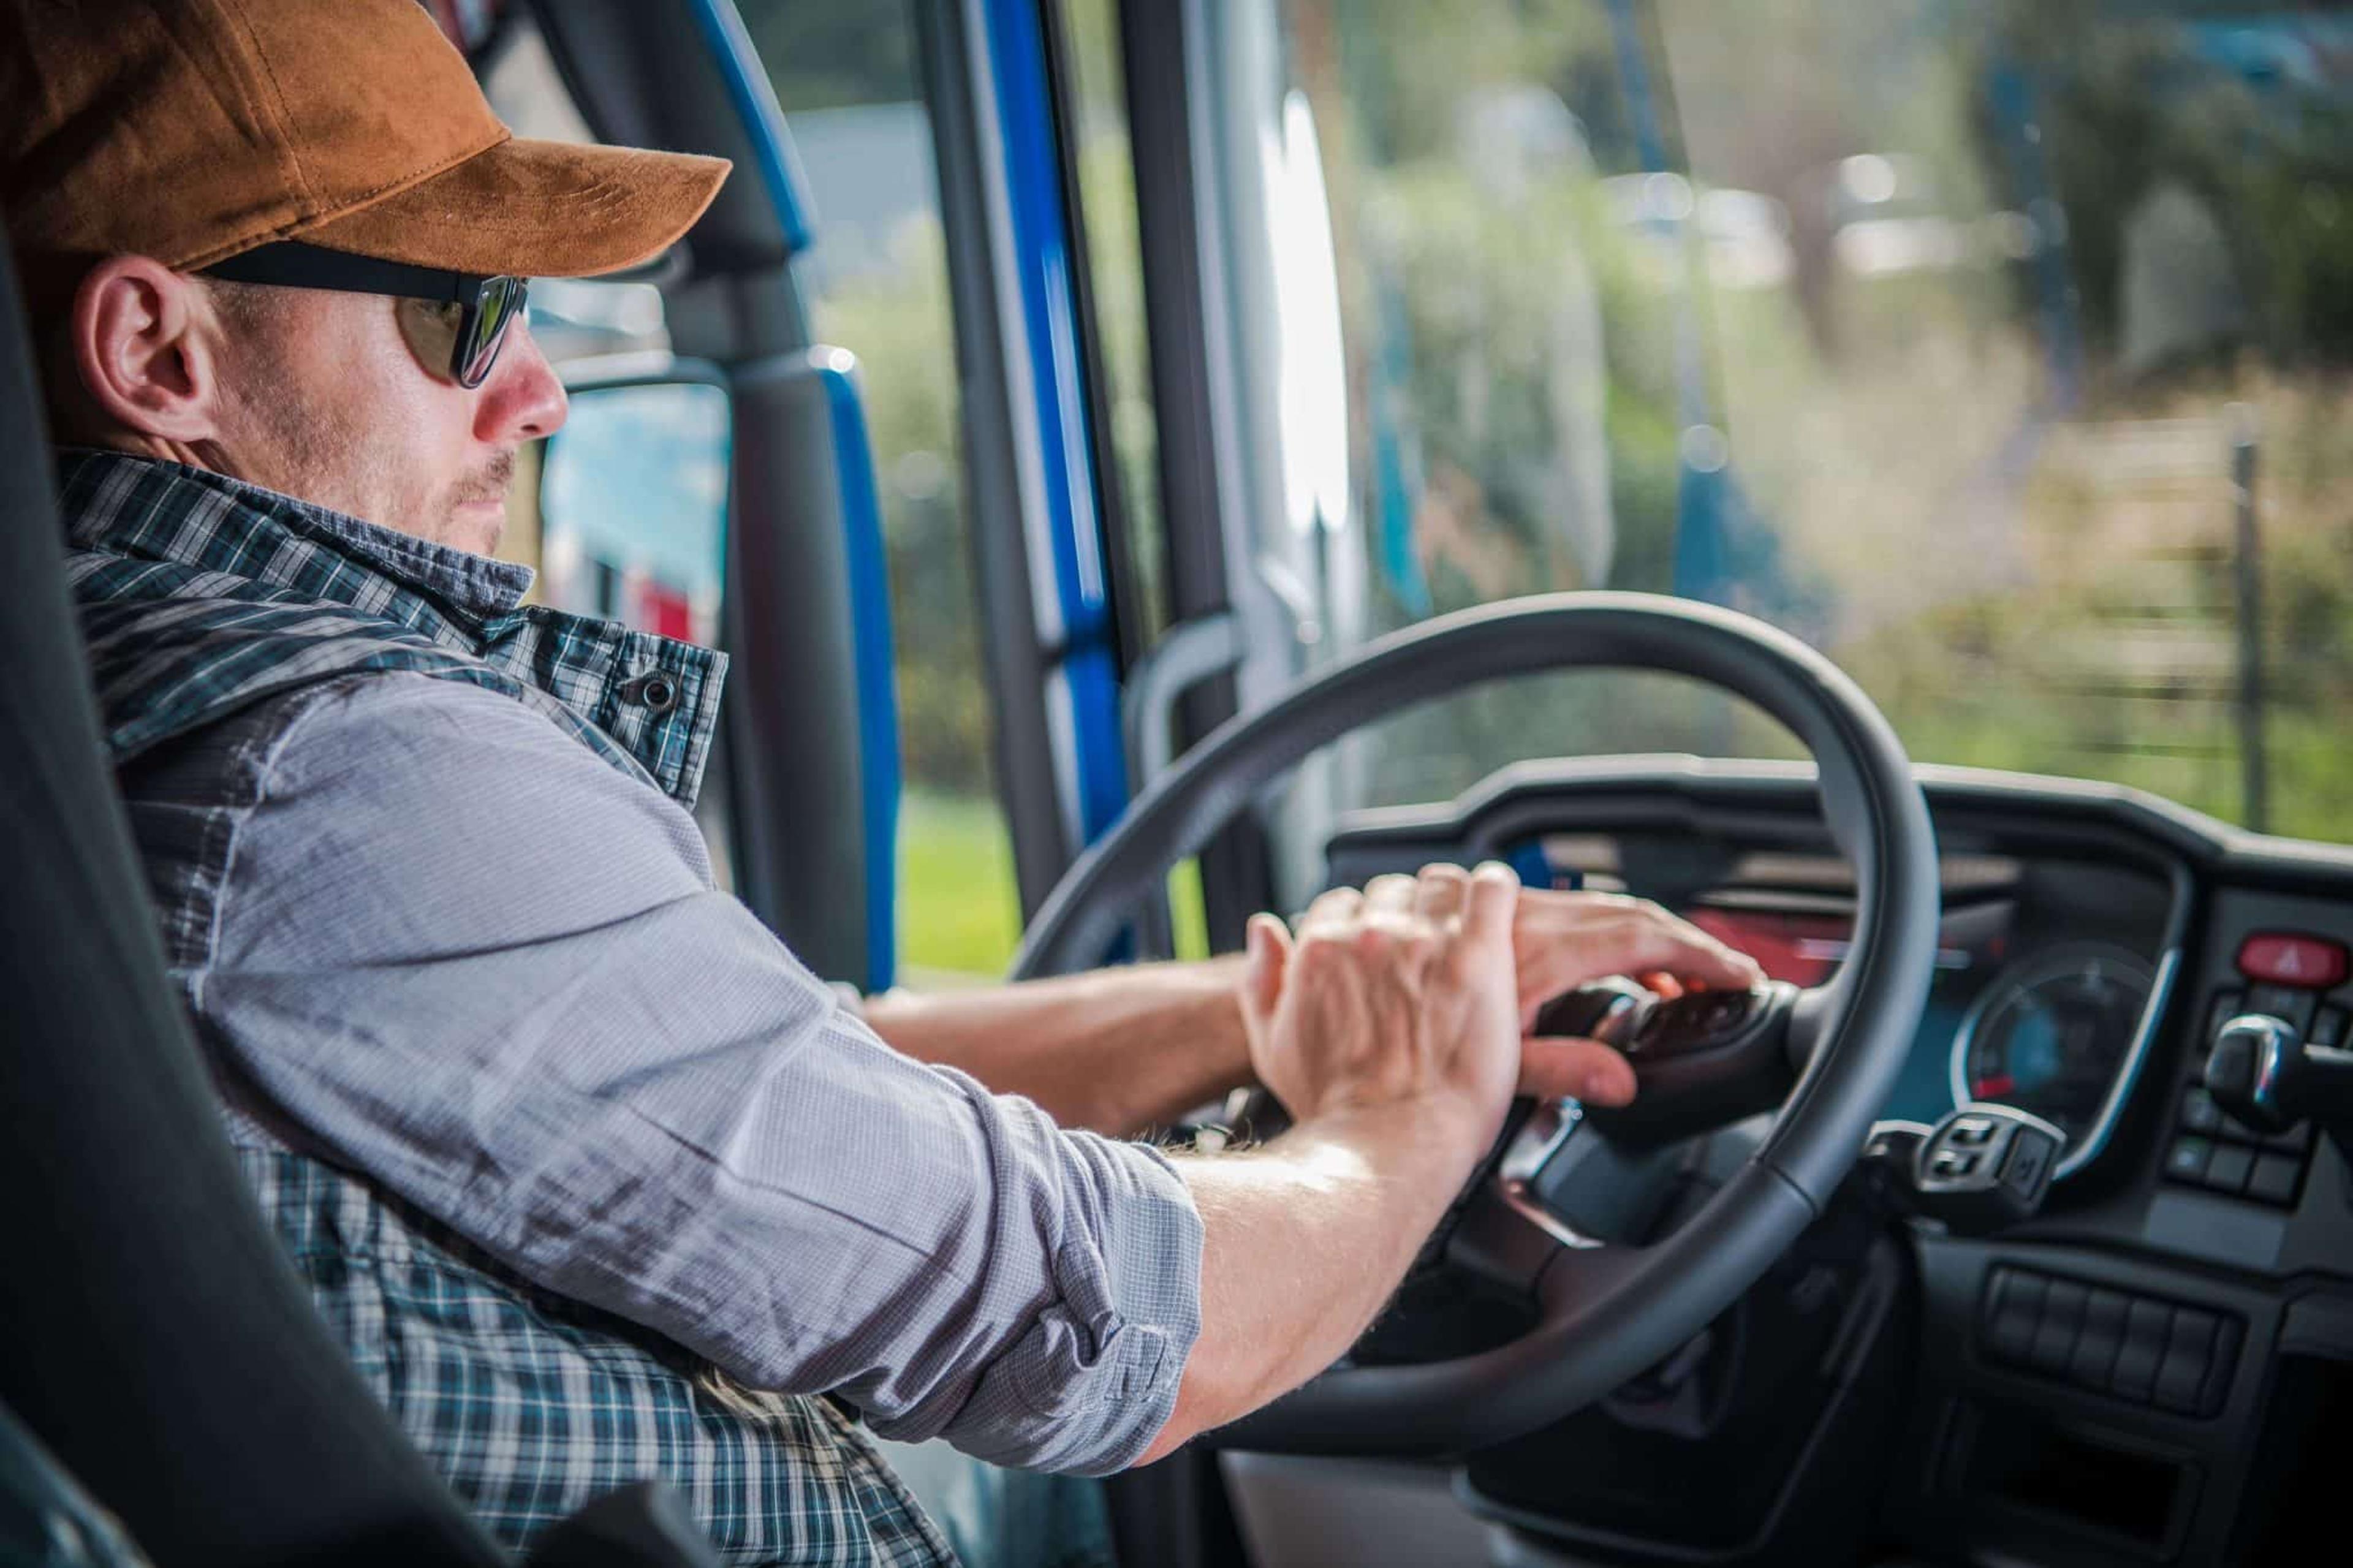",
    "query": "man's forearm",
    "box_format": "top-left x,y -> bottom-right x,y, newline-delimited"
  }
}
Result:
862,957 -> 1254,1137
1136,1100 -> 1486,1463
